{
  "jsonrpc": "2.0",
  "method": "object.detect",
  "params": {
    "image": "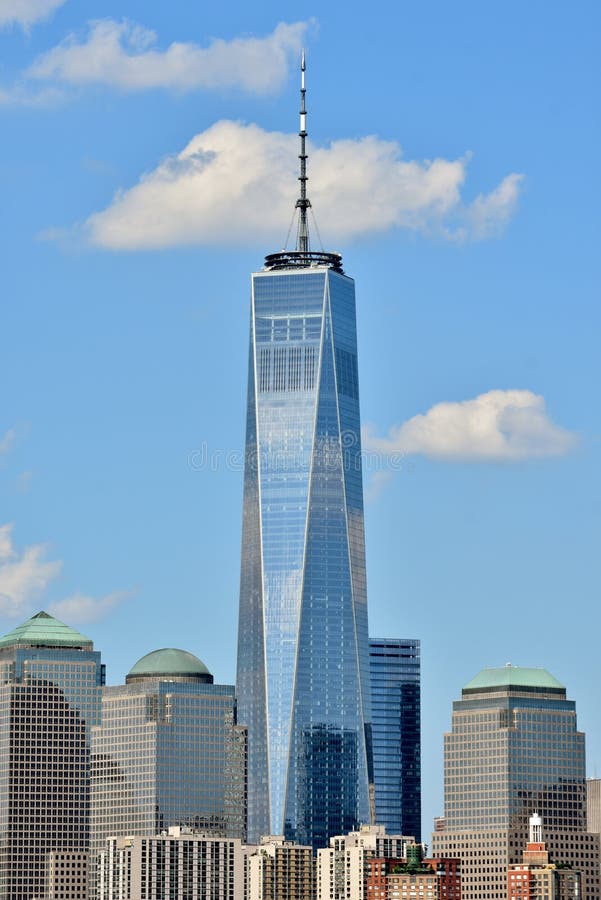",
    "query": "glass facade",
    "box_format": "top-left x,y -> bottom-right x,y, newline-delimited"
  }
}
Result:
90,673 -> 247,886
236,265 -> 373,848
0,614 -> 104,900
369,638 -> 421,839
